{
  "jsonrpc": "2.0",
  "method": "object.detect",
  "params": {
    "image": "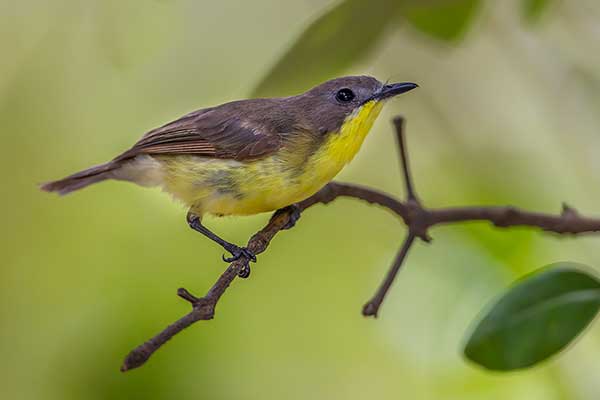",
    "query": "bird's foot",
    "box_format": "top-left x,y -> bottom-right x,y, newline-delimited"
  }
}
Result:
186,212 -> 256,276
221,246 -> 256,263
222,245 -> 256,278
238,264 -> 251,279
